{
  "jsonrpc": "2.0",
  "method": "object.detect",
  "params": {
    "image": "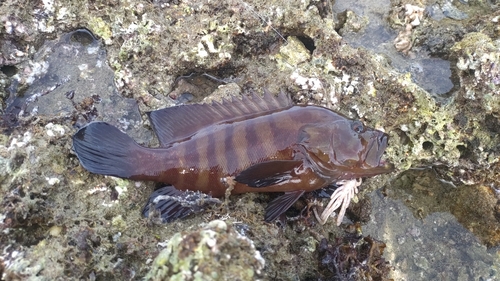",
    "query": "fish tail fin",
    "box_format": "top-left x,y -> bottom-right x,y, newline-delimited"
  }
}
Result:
72,122 -> 157,179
